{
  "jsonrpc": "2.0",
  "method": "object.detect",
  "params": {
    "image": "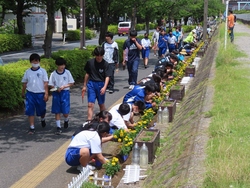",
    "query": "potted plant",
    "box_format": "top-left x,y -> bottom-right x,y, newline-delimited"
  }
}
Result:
185,64 -> 196,77
169,84 -> 185,101
159,99 -> 177,122
103,157 -> 121,177
134,129 -> 160,163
